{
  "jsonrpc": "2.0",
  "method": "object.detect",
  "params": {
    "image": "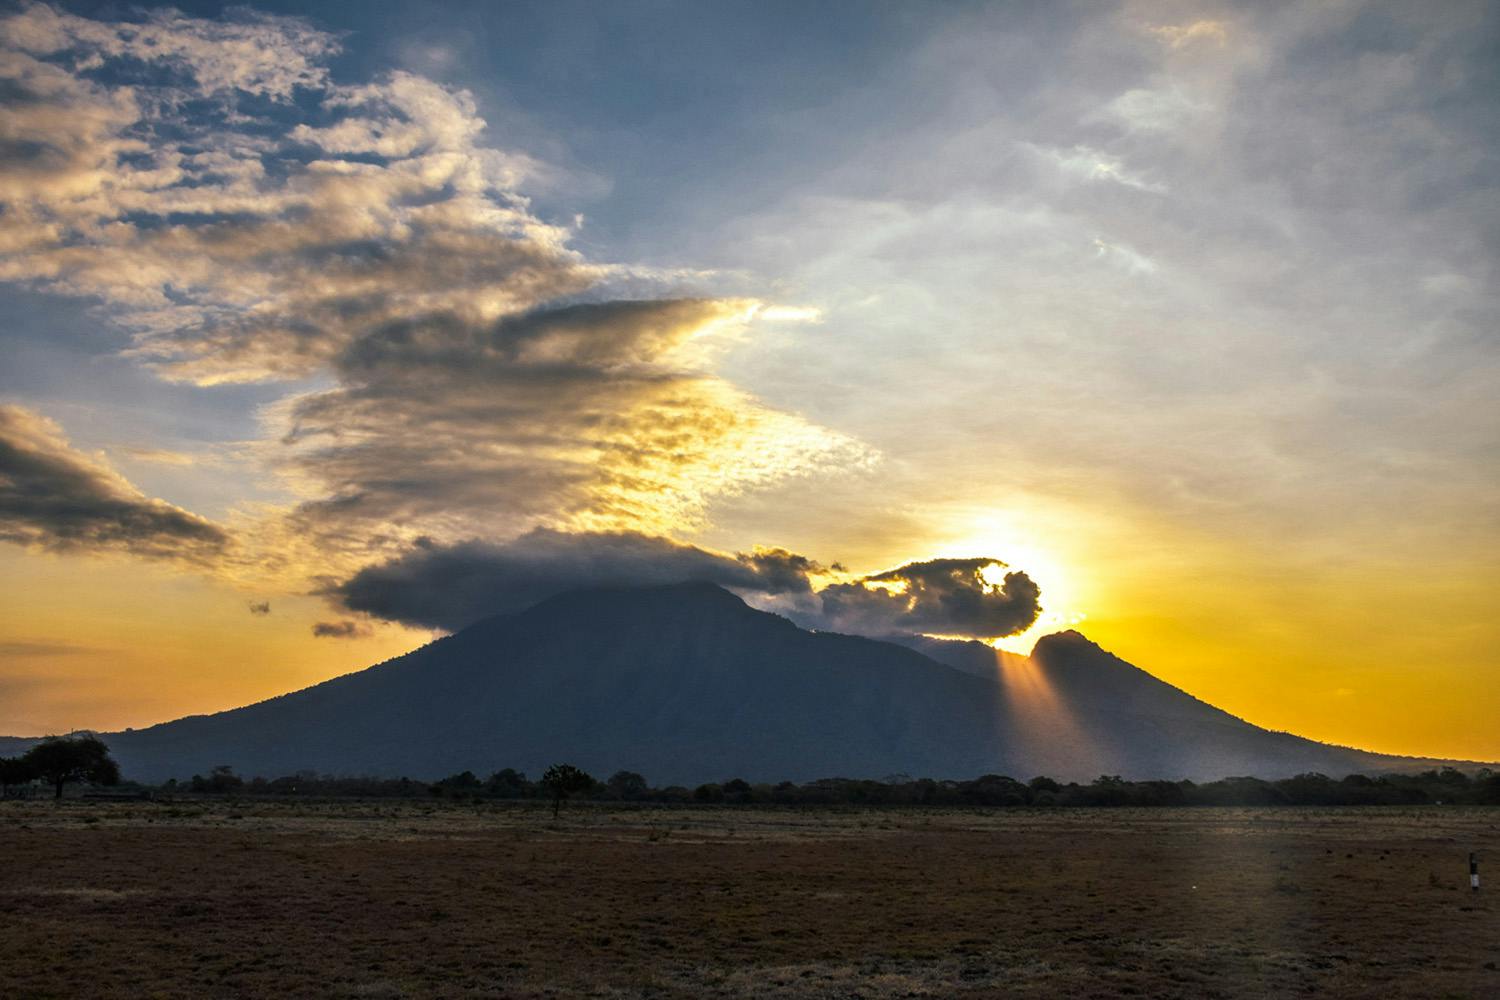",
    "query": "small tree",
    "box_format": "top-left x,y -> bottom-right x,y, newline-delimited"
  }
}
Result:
541,763 -> 594,818
21,735 -> 120,800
